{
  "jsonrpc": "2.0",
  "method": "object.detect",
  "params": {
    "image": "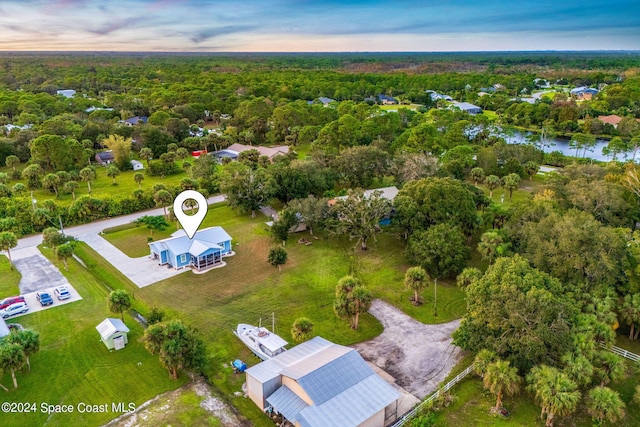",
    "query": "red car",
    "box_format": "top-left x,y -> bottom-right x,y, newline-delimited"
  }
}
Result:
0,296 -> 26,310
